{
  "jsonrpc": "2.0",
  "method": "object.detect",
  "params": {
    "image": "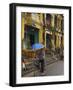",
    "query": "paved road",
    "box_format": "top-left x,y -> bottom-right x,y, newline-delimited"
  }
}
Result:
45,60 -> 64,76
22,60 -> 64,77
